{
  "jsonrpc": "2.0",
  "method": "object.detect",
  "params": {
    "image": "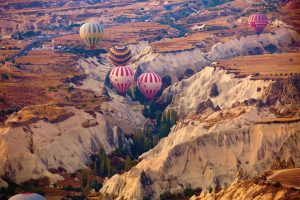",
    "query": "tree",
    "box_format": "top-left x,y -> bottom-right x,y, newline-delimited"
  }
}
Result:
144,136 -> 152,152
152,135 -> 160,147
167,109 -> 177,126
125,155 -> 132,171
96,147 -> 108,177
101,156 -> 107,176
132,130 -> 145,157
155,110 -> 162,127
81,169 -> 89,188
134,86 -> 146,104
159,115 -> 169,138
106,158 -> 112,177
